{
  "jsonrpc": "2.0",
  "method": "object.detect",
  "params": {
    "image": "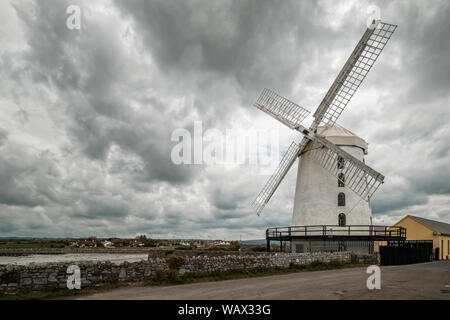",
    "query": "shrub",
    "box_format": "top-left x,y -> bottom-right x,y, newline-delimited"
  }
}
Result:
309,260 -> 323,268
327,259 -> 345,268
247,245 -> 266,252
166,255 -> 186,270
229,241 -> 241,251
175,246 -> 195,250
289,262 -> 306,270
167,269 -> 179,281
153,269 -> 167,282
